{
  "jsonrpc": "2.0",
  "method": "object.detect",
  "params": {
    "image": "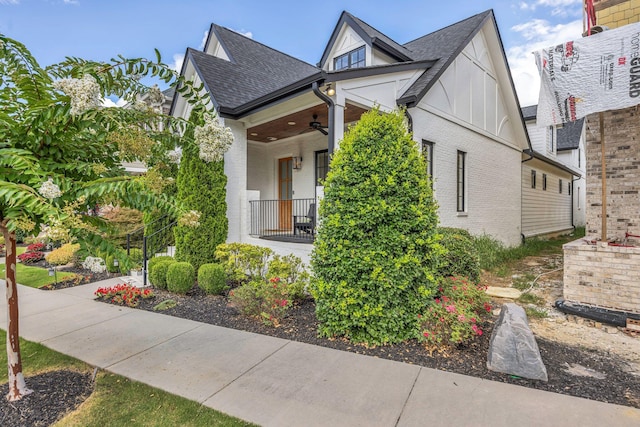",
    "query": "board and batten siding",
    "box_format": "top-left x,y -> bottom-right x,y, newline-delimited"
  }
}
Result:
521,159 -> 573,237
